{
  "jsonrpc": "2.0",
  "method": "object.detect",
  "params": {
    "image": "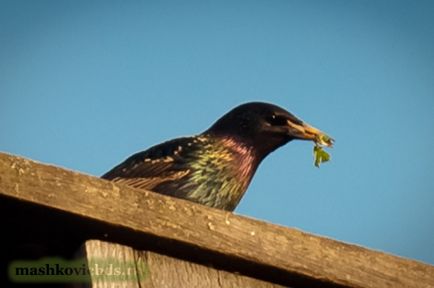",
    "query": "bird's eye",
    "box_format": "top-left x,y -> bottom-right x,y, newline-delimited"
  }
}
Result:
267,114 -> 288,126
